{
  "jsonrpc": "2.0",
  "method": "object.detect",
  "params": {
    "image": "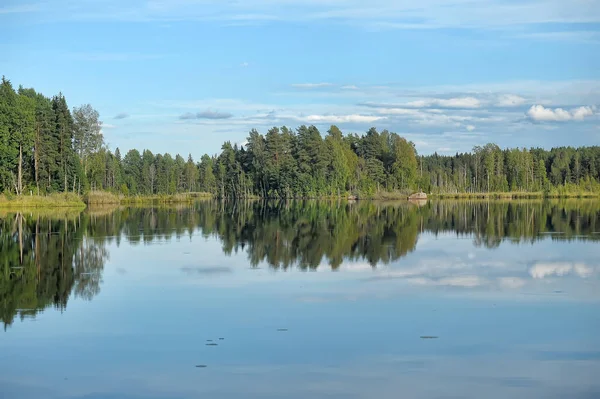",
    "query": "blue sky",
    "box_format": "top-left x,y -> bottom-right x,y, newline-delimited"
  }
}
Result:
1,0 -> 599,159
